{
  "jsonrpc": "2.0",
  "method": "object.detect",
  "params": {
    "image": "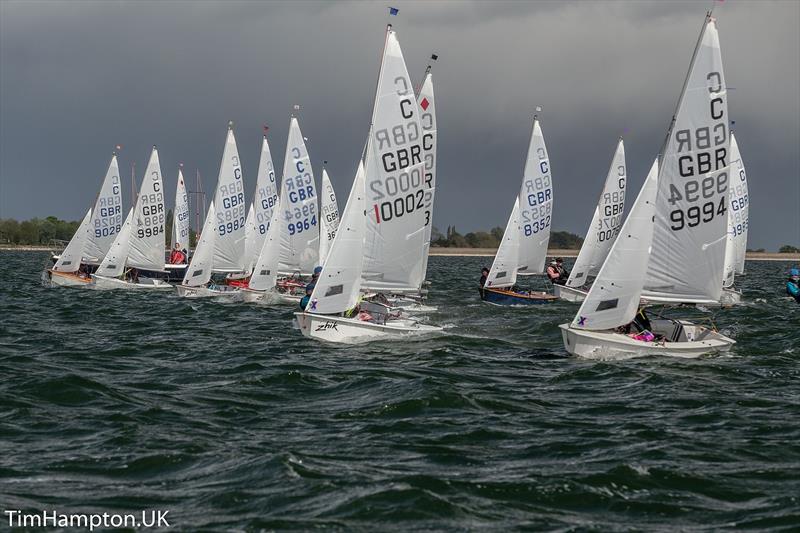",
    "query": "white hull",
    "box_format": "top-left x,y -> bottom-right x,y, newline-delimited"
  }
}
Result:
553,284 -> 588,302
295,312 -> 442,344
48,270 -> 92,288
91,274 -> 173,291
175,284 -> 242,301
239,287 -> 297,305
559,320 -> 735,359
